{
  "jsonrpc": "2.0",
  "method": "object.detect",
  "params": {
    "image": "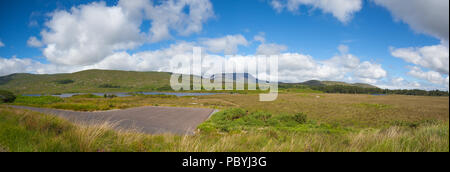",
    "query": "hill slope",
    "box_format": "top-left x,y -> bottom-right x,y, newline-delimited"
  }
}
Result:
0,70 -> 172,94
0,69 -> 380,94
301,80 -> 379,89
